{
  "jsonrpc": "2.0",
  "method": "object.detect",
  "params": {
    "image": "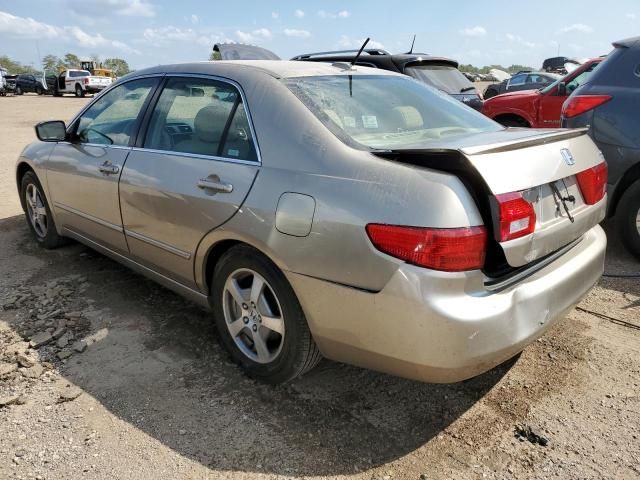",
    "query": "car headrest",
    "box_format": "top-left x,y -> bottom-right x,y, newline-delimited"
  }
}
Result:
392,106 -> 423,130
194,105 -> 228,143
